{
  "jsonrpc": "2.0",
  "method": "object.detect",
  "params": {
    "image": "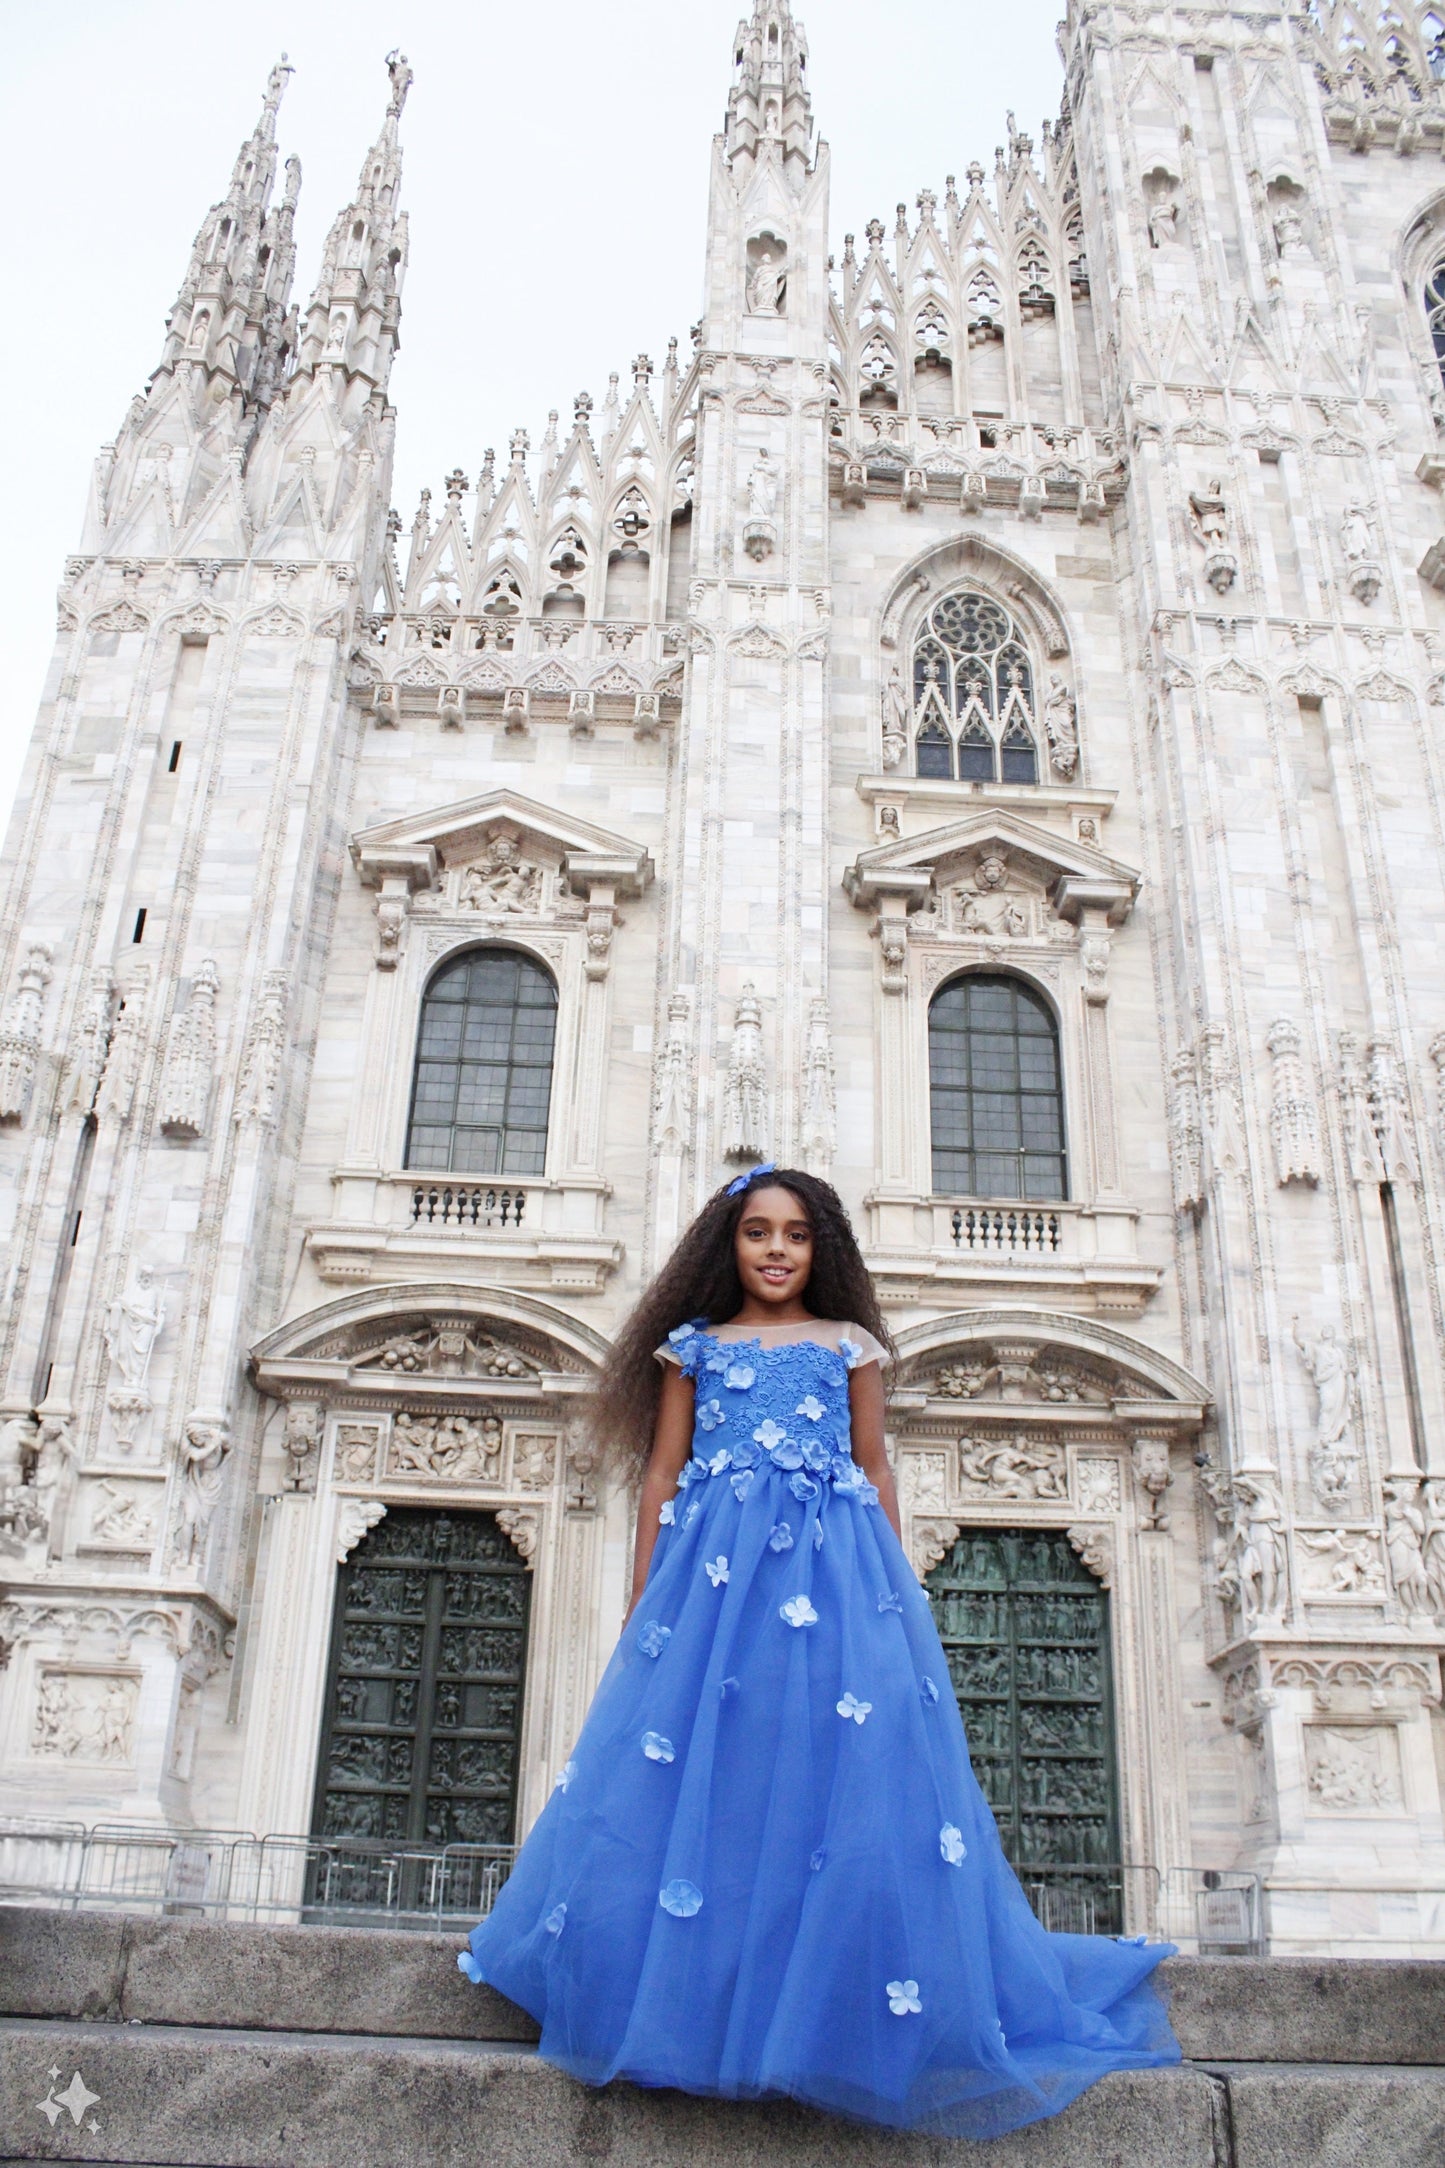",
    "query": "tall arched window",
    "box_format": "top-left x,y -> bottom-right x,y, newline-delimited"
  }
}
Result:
406,947 -> 557,1176
1426,255 -> 1445,388
911,591 -> 1039,784
929,973 -> 1066,1200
